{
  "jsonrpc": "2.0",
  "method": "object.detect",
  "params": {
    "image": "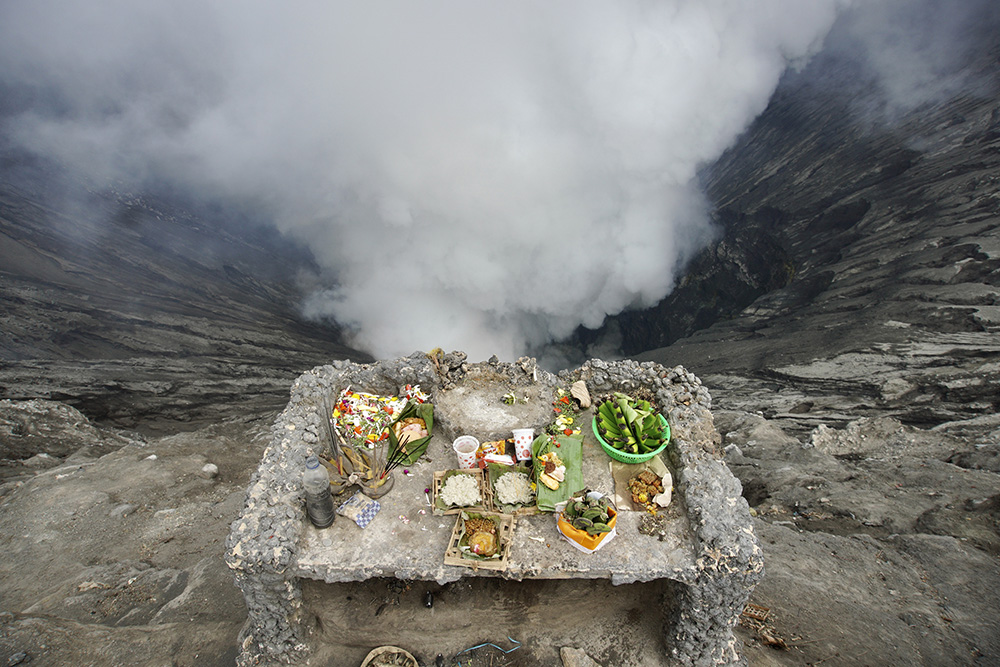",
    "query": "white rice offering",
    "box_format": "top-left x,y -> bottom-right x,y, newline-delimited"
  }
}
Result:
440,473 -> 481,507
495,471 -> 535,505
